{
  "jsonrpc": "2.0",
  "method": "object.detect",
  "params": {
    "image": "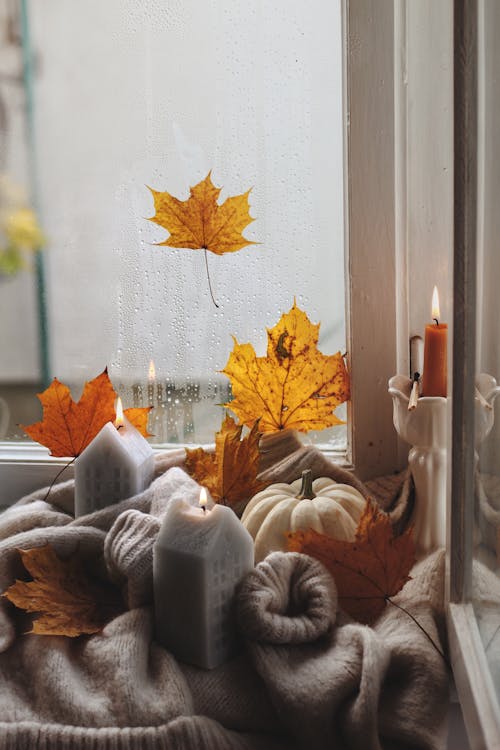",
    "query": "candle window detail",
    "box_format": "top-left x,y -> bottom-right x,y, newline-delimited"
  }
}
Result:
153,488 -> 254,670
74,398 -> 154,517
422,286 -> 448,397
